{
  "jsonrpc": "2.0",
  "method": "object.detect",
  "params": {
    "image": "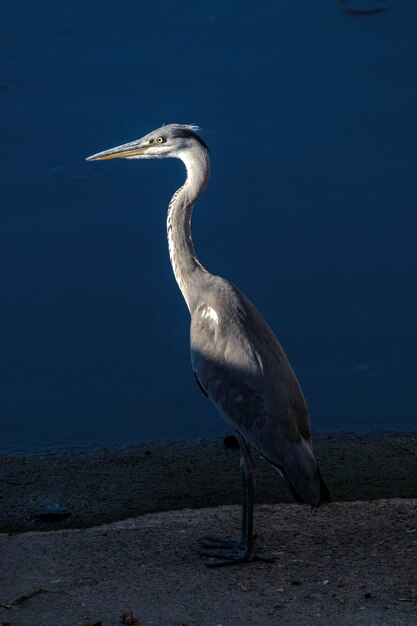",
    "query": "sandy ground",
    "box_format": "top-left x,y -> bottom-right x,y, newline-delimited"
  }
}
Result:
1,432 -> 417,625
1,500 -> 416,626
